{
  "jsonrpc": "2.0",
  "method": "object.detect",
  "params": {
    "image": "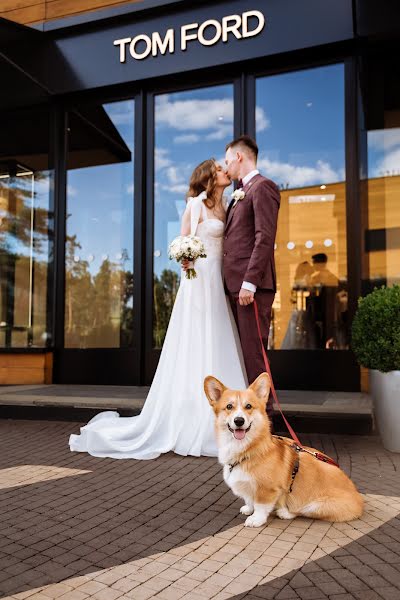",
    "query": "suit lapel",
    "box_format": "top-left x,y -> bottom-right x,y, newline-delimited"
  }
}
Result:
225,198 -> 236,229
225,174 -> 262,231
